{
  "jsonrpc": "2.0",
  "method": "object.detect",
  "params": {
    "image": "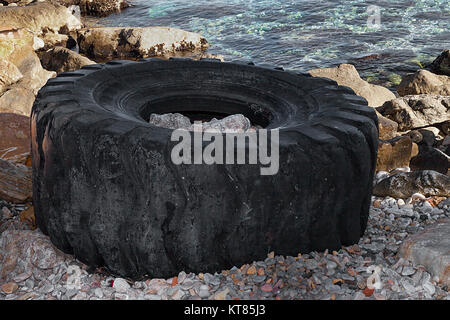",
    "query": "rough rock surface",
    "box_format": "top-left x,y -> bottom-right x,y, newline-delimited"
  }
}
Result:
0,159 -> 32,203
428,49 -> 450,76
397,70 -> 450,96
373,170 -> 450,198
77,27 -> 209,60
410,146 -> 449,174
376,136 -> 413,172
0,26 -> 34,60
0,113 -> 30,164
52,0 -> 130,16
39,46 -> 95,73
149,113 -> 254,132
0,229 -> 68,283
0,2 -> 82,35
308,64 -> 396,108
0,58 -> 22,94
148,113 -> 192,130
376,111 -> 398,140
0,87 -> 36,116
399,218 -> 450,285
377,95 -> 450,131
